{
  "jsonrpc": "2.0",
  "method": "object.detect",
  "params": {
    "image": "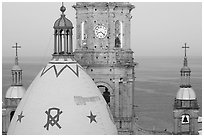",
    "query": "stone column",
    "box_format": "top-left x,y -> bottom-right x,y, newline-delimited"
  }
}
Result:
58,30 -> 61,54
59,31 -> 62,53
69,29 -> 73,53
64,30 -> 67,54
54,30 -> 57,54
